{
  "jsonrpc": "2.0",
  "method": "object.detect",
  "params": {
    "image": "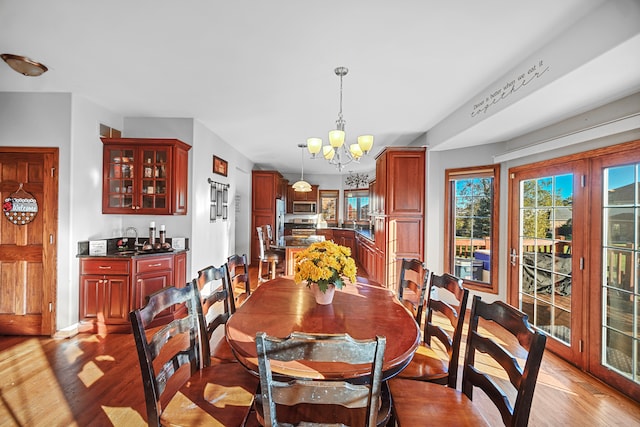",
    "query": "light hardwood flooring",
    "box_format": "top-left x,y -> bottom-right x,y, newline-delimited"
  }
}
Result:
0,266 -> 638,426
